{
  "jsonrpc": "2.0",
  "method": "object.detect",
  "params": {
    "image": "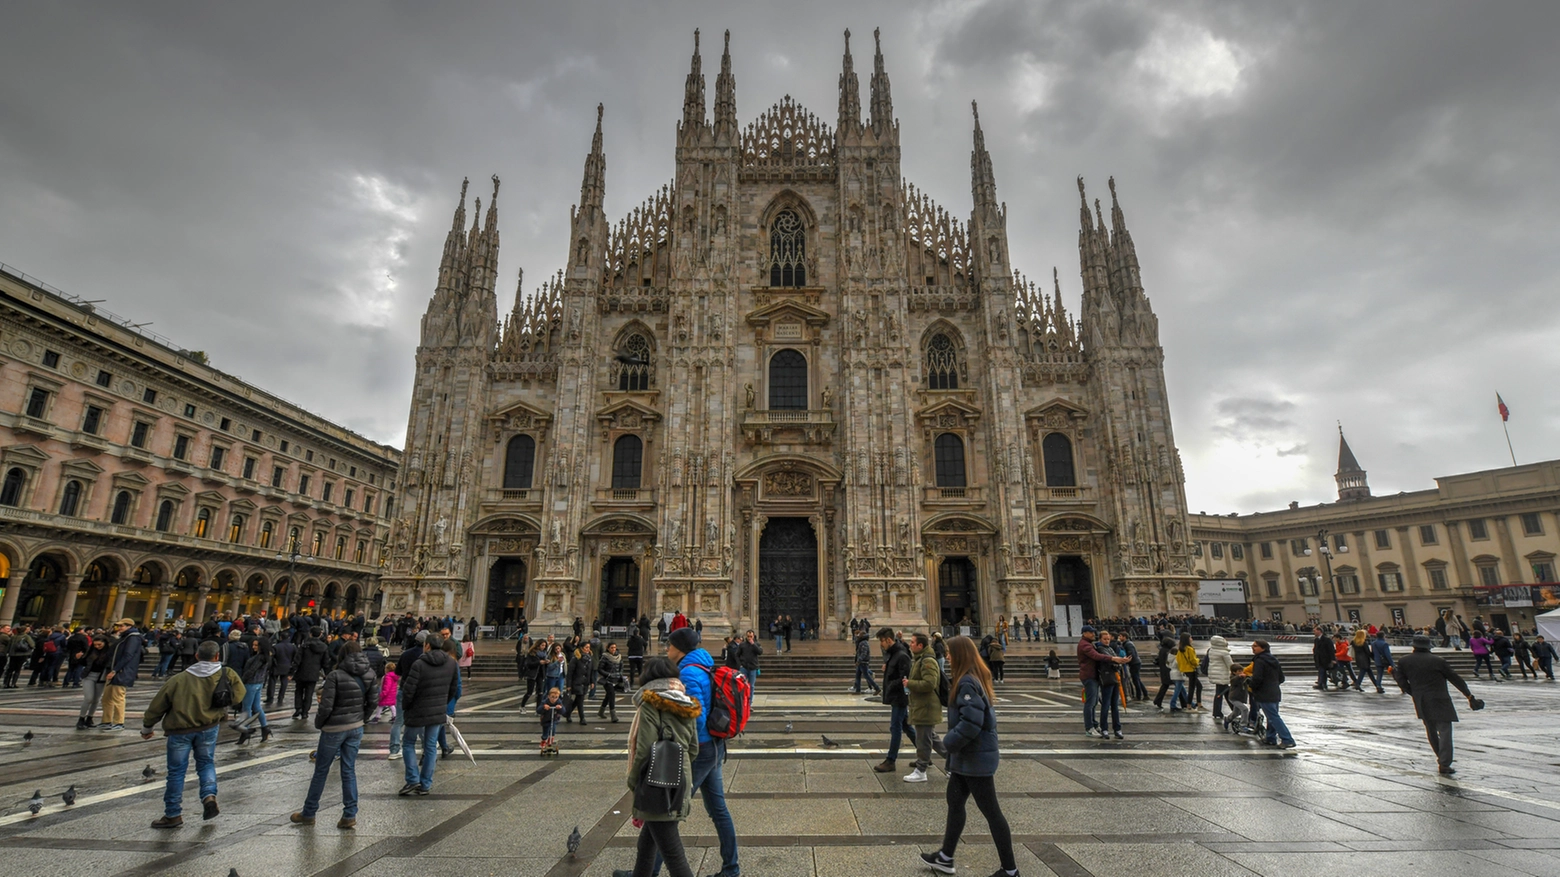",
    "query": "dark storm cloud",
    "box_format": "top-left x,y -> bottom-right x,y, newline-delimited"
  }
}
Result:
2,1 -> 1556,511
